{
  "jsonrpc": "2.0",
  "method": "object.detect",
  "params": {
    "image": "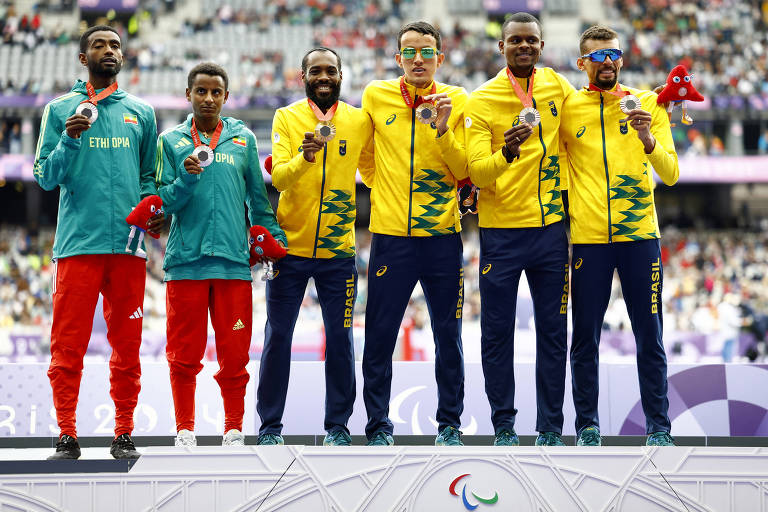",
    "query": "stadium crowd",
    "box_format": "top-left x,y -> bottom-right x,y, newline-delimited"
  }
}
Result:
1,224 -> 766,363
1,0 -> 767,103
